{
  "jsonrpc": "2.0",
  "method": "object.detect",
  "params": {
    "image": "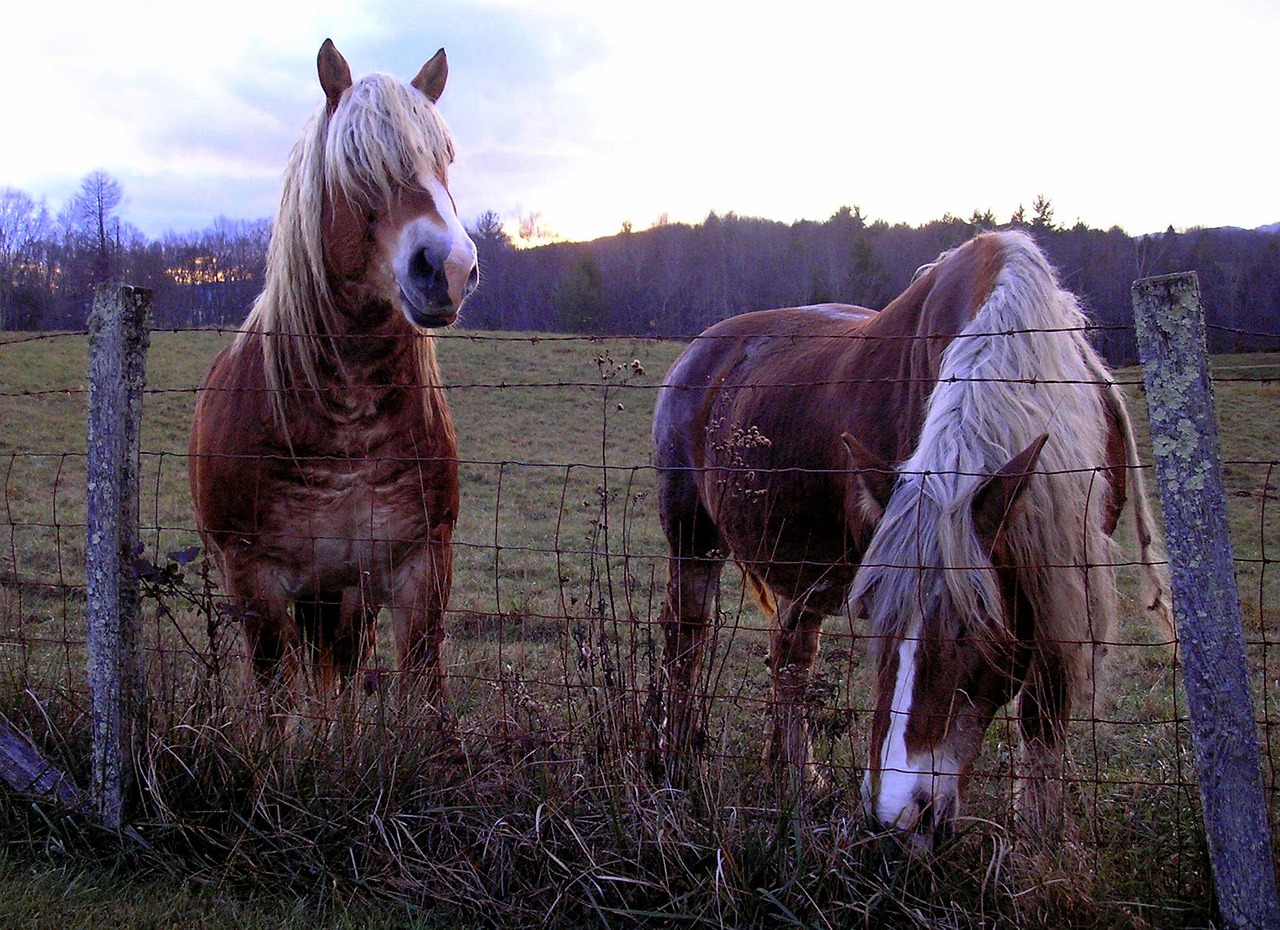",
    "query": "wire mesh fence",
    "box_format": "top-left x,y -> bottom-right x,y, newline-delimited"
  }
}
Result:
1,316 -> 1277,927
